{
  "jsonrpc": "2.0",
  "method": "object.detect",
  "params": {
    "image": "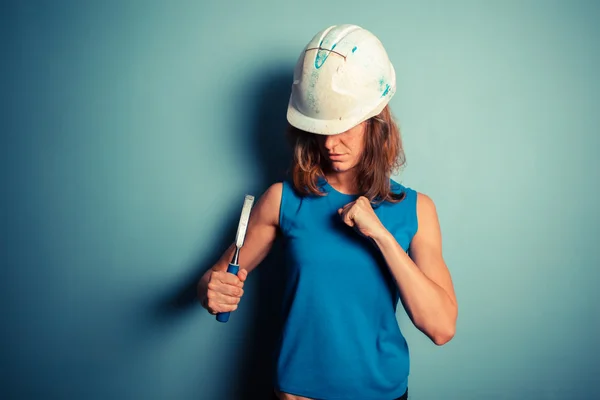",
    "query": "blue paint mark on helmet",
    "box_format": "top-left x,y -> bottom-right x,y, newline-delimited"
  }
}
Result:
381,84 -> 391,97
315,43 -> 337,69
